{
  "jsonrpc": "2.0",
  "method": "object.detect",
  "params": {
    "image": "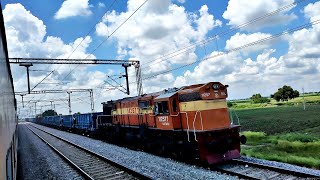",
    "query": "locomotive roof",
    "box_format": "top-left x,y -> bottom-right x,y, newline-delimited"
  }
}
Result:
101,82 -> 223,104
154,91 -> 177,100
